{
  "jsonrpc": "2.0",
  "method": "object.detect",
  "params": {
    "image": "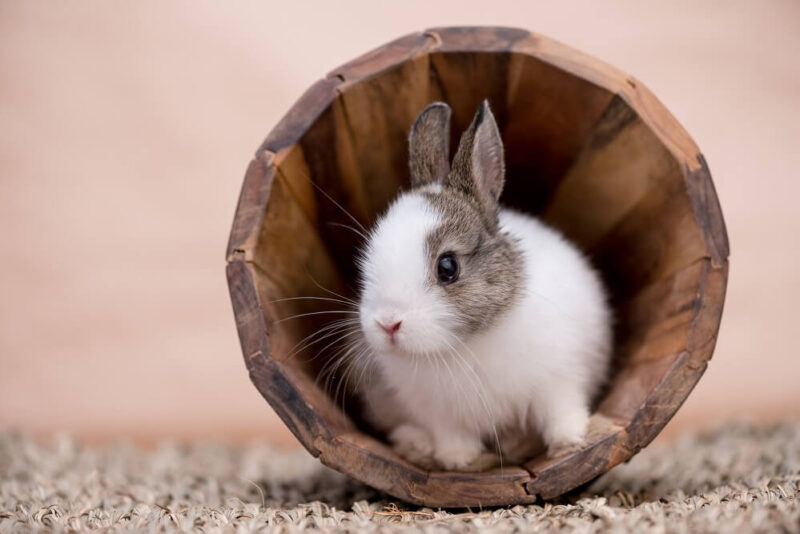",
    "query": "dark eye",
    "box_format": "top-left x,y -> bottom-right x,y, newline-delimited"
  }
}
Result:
436,253 -> 459,284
